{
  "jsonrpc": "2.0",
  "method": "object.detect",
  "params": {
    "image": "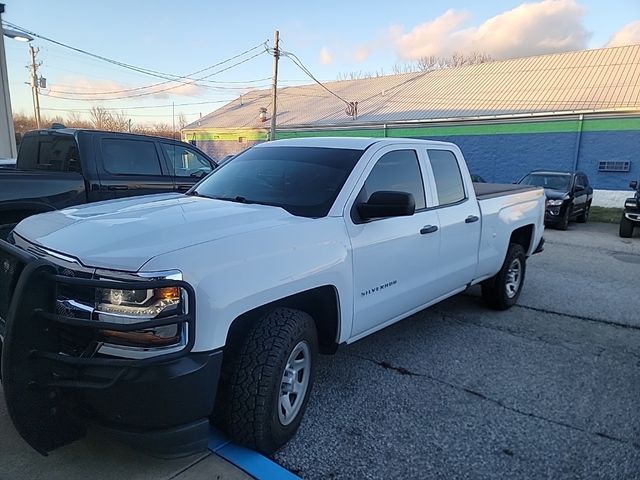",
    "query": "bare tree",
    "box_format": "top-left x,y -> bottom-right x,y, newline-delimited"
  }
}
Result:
89,106 -> 111,130
178,112 -> 188,130
416,51 -> 493,71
